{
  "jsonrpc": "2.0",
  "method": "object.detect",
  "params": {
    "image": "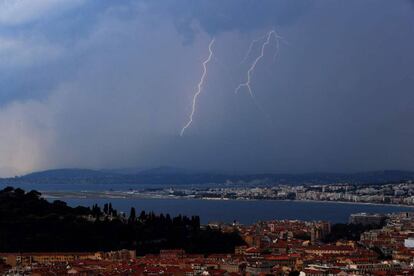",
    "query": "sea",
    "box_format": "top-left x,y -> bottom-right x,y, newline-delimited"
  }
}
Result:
63,198 -> 414,224
5,183 -> 414,224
